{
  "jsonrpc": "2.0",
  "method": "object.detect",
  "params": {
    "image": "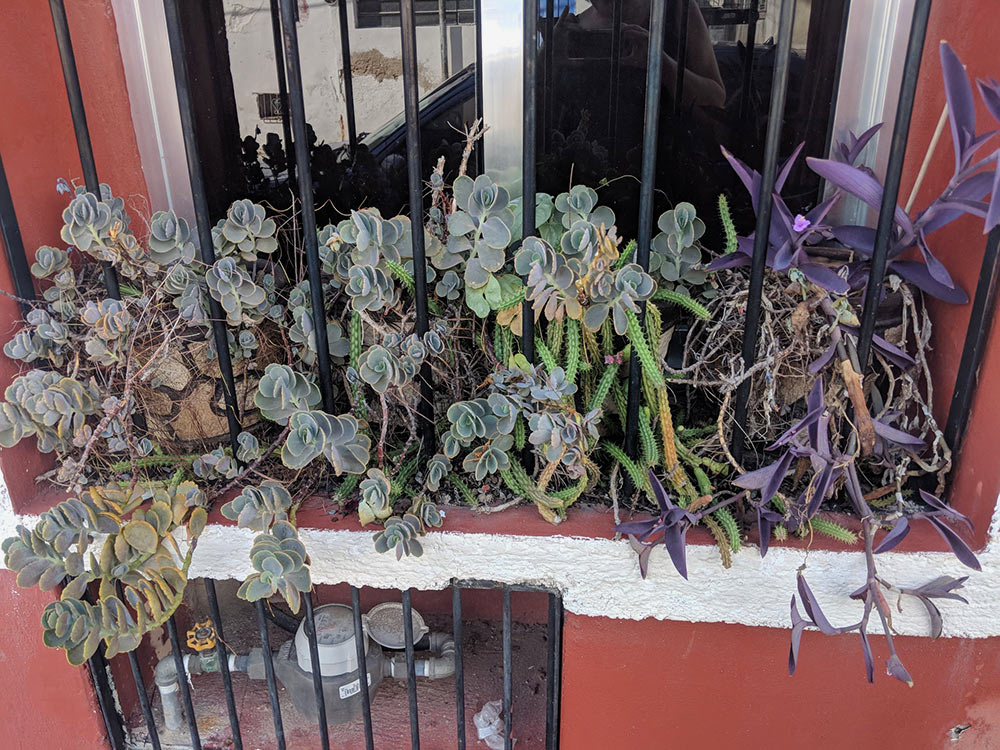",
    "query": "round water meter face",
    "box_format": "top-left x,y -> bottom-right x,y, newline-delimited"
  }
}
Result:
295,603 -> 364,676
314,605 -> 355,646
